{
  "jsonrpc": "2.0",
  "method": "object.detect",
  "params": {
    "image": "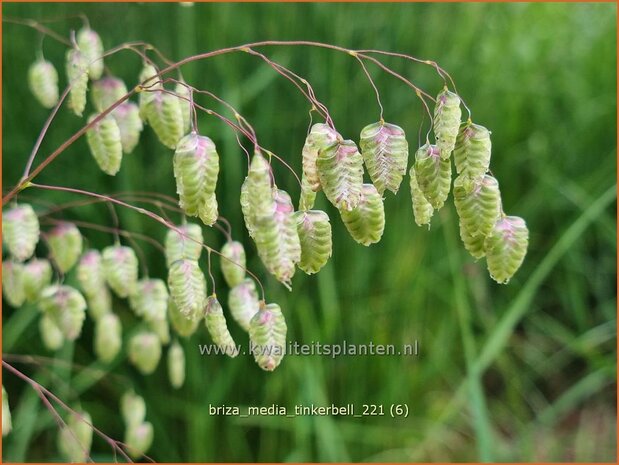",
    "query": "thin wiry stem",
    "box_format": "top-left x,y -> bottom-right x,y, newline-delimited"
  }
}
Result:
3,360 -> 139,463
354,53 -> 384,122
